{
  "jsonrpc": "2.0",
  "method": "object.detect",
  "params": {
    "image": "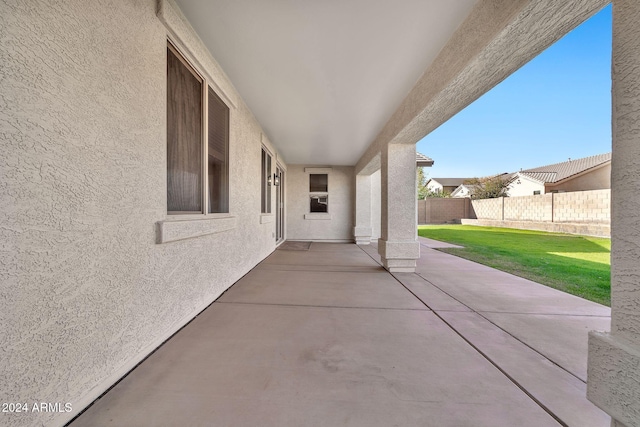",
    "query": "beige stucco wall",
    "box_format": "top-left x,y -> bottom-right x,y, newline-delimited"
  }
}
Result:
371,169 -> 382,240
286,166 -> 354,241
587,3 -> 640,424
0,1 -> 285,426
548,163 -> 611,193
